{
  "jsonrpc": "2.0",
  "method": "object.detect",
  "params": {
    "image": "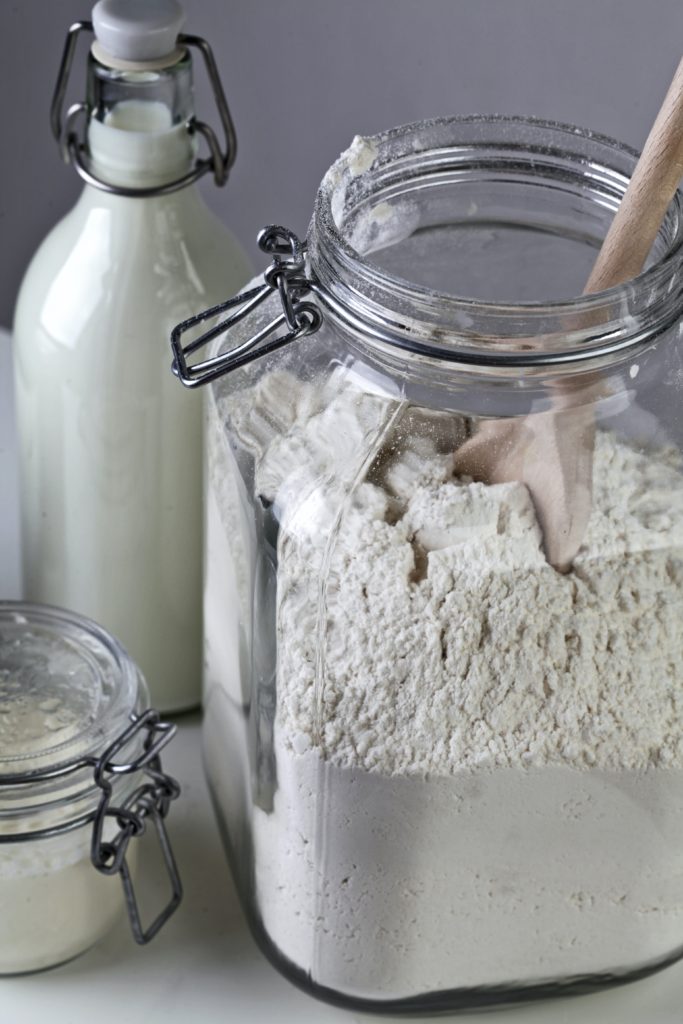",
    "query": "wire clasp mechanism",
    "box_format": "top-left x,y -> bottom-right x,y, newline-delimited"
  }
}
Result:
171,226 -> 323,389
91,709 -> 182,944
51,21 -> 237,197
